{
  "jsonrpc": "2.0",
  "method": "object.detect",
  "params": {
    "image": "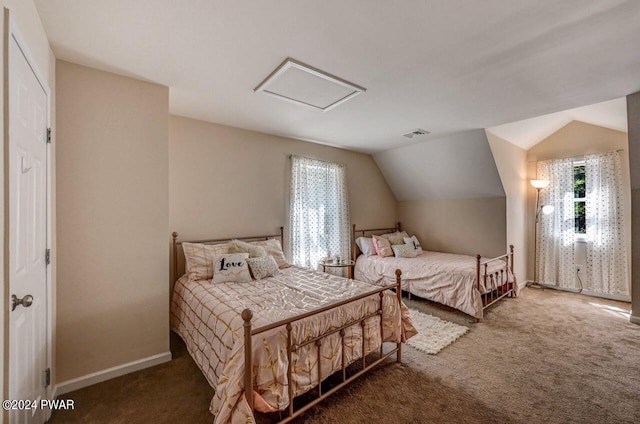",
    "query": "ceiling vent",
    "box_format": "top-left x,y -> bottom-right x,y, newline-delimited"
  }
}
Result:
254,58 -> 366,112
402,129 -> 430,139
